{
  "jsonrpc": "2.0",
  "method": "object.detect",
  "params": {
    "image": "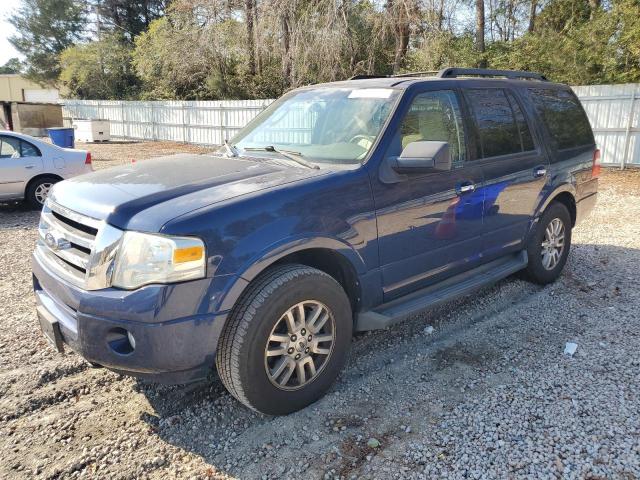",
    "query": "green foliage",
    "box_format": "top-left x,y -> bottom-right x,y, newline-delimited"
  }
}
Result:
0,58 -> 24,74
35,0 -> 640,99
59,33 -> 139,99
9,0 -> 86,85
97,0 -> 167,42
